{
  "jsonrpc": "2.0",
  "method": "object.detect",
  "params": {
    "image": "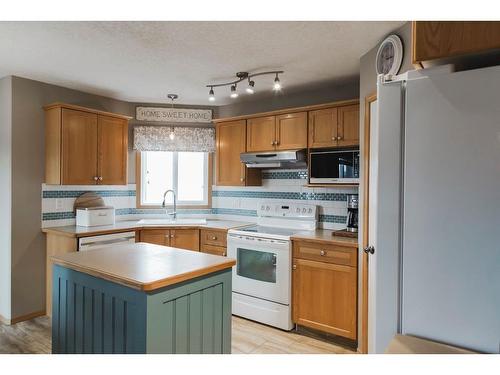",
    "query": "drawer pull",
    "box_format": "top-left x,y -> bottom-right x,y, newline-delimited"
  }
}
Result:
211,236 -> 217,240
320,250 -> 326,256
292,264 -> 297,270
